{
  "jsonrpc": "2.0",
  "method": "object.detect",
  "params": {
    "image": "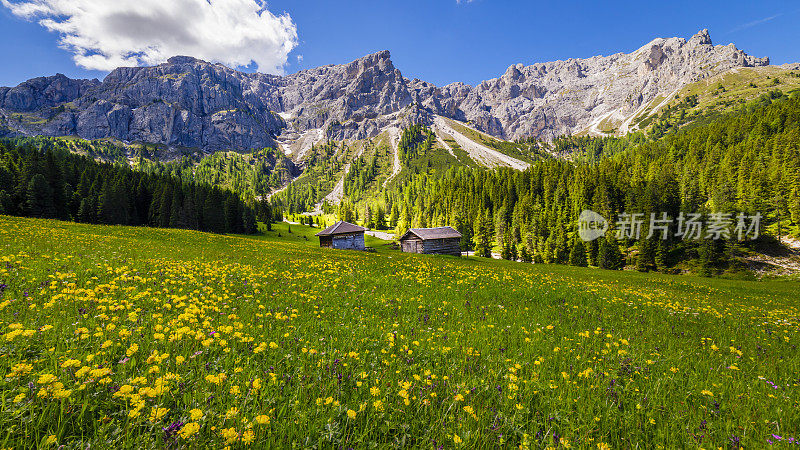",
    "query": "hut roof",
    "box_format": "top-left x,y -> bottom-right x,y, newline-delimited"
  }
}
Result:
315,221 -> 367,236
400,226 -> 462,241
